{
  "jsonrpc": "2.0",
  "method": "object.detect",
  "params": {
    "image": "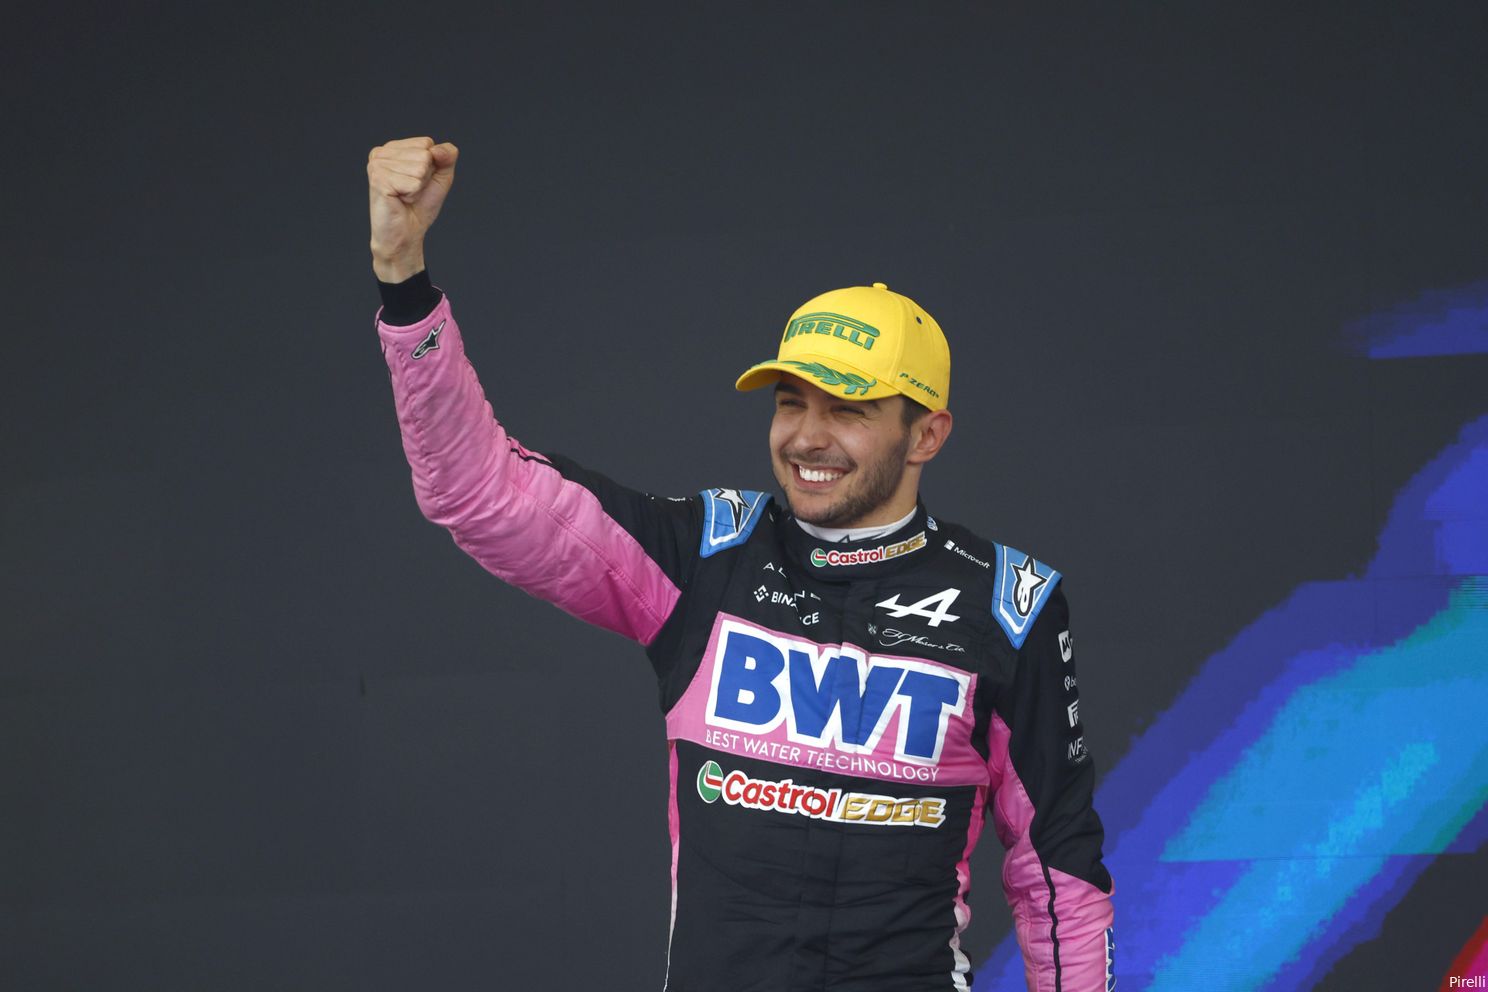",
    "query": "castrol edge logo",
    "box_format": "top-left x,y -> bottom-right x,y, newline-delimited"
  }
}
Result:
809,530 -> 927,568
696,760 -> 945,828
